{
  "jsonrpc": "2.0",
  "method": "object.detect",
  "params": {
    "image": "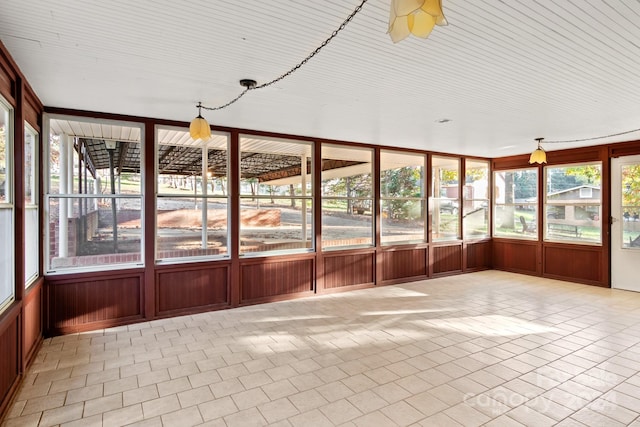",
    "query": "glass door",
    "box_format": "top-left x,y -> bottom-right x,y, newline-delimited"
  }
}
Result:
611,155 -> 640,291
